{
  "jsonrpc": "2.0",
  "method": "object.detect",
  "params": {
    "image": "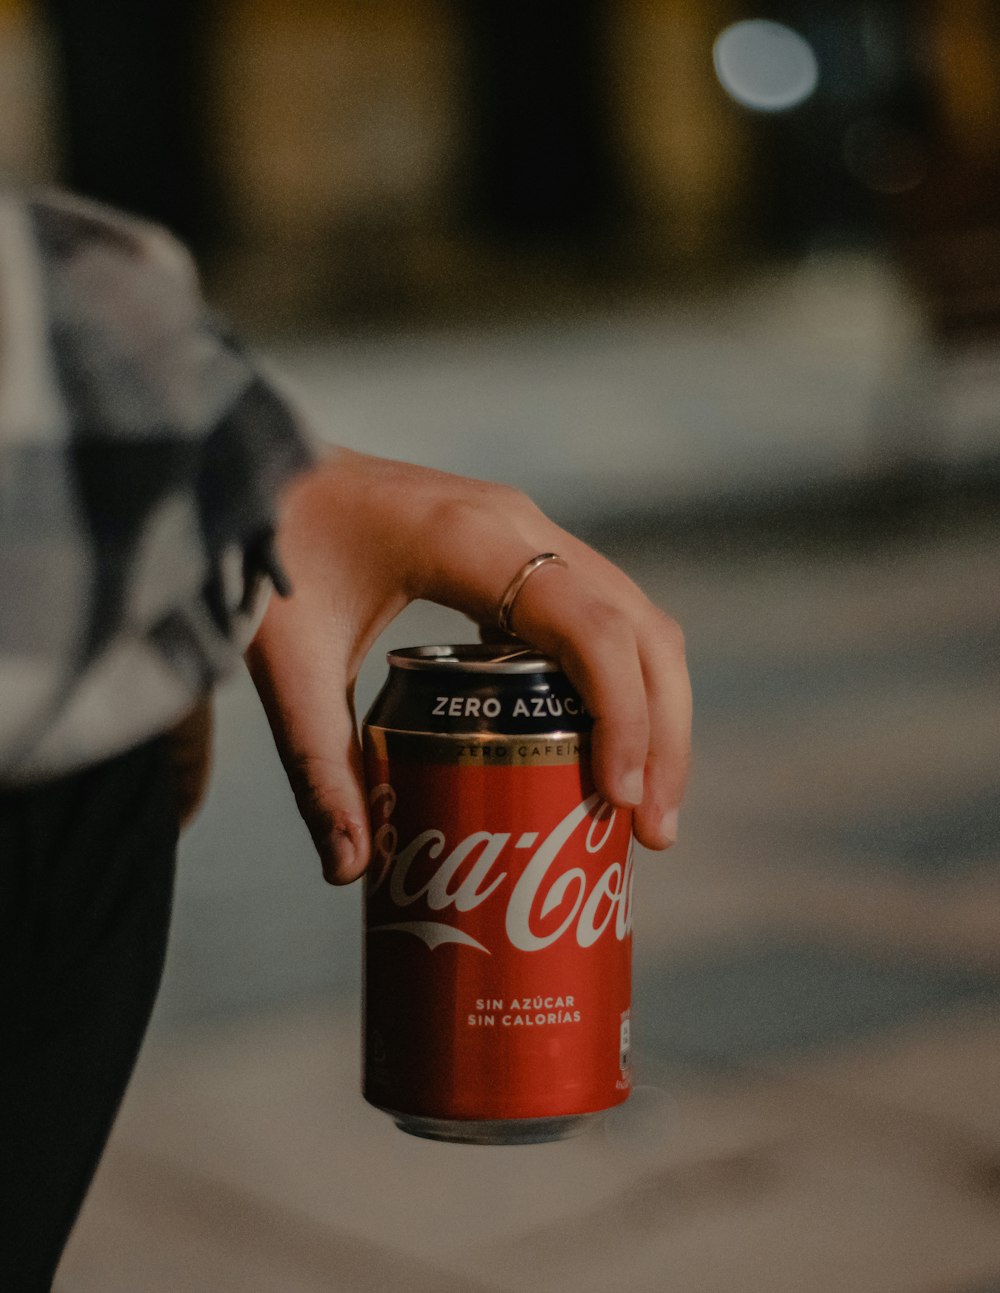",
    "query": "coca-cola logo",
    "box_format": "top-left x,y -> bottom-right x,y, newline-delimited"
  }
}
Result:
367,785 -> 634,954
